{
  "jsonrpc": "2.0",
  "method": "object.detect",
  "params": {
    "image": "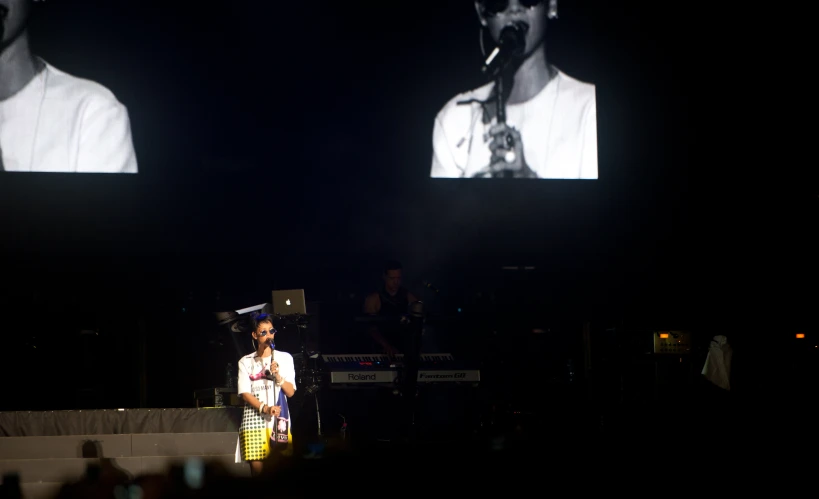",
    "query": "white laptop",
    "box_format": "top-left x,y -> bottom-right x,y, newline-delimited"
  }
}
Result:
271,289 -> 307,316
